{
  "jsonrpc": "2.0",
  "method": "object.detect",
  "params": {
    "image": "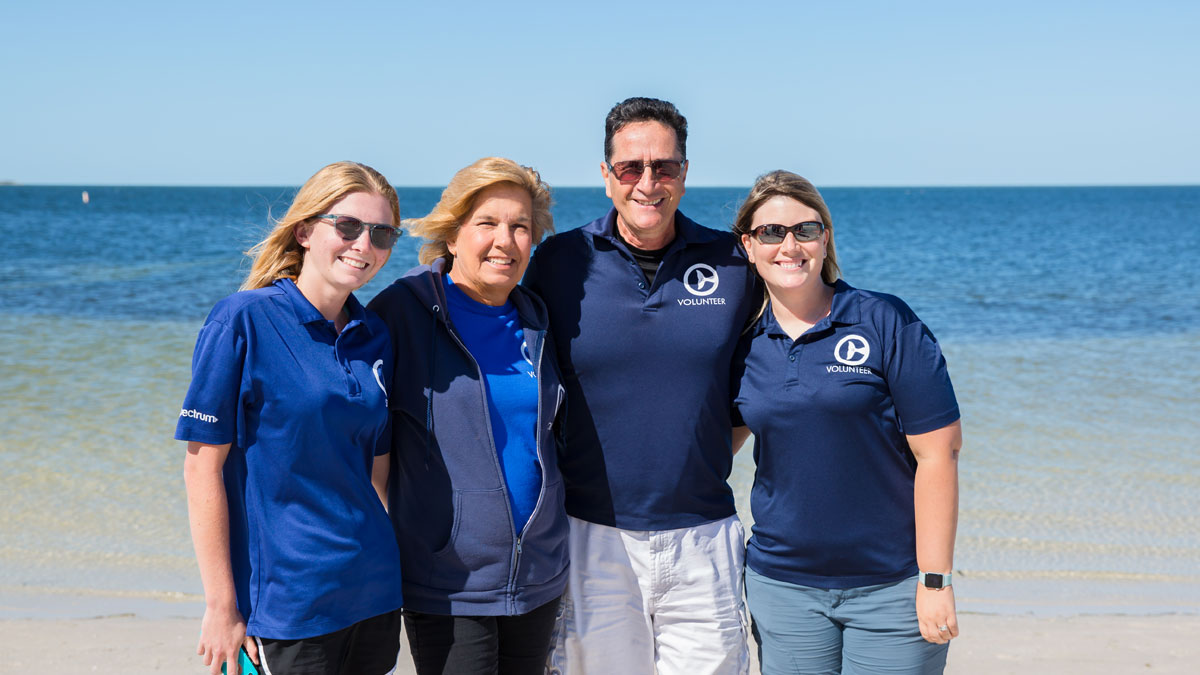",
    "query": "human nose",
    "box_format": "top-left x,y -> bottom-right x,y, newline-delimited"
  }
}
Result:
635,163 -> 658,190
494,224 -> 514,248
781,231 -> 804,251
